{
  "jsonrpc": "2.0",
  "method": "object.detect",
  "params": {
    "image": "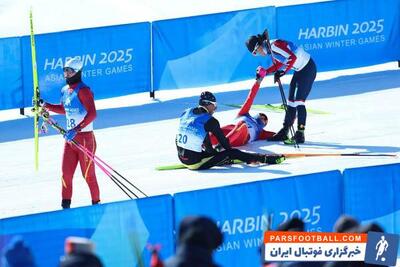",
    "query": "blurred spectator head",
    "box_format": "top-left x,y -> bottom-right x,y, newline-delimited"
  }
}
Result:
59,236 -> 103,267
2,237 -> 36,267
164,216 -> 223,267
64,236 -> 95,255
357,222 -> 384,233
325,217 -> 385,267
178,216 -> 223,251
333,215 -> 360,233
277,218 -> 305,232
262,219 -> 317,267
333,215 -> 384,234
